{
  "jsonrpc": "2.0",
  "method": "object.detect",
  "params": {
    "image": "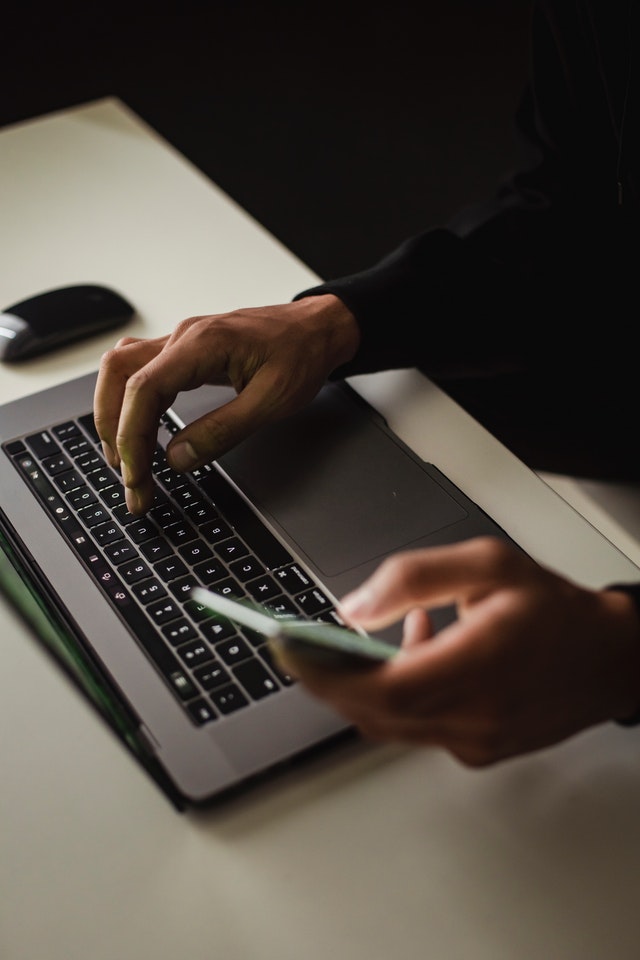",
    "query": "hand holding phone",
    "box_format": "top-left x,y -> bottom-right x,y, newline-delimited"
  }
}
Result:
190,587 -> 399,667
